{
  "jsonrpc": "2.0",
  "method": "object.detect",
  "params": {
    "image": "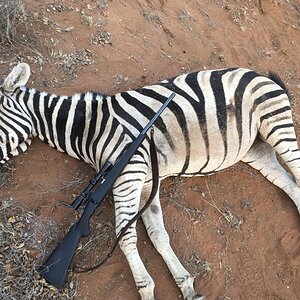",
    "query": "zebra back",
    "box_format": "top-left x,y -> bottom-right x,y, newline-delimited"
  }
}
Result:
0,64 -> 293,179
